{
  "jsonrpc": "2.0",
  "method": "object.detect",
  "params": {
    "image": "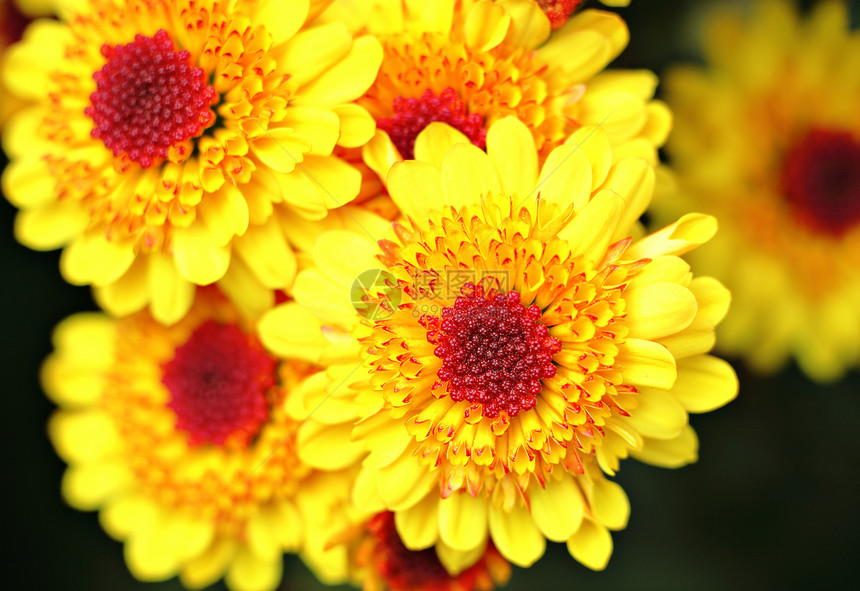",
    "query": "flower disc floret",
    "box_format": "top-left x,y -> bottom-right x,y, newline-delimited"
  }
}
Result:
424,283 -> 561,418
86,30 -> 218,168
